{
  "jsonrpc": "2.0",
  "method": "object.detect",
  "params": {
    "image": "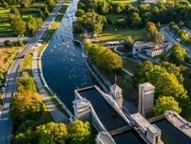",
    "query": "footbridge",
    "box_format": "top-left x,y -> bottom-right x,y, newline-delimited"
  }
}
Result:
109,125 -> 135,136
